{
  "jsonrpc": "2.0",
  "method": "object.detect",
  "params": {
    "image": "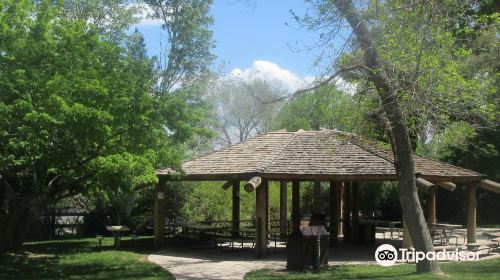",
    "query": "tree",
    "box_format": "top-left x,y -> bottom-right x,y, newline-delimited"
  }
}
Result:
145,0 -> 216,92
0,1 -> 199,250
208,78 -> 286,146
60,0 -> 142,42
273,84 -> 378,135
